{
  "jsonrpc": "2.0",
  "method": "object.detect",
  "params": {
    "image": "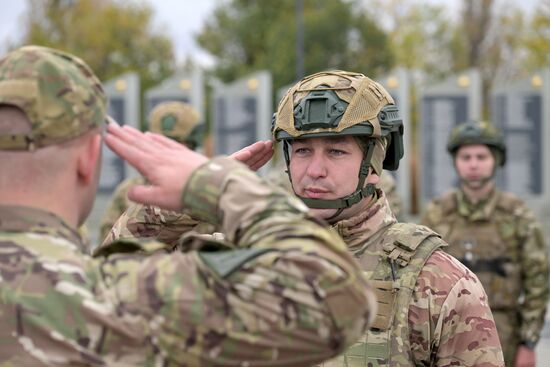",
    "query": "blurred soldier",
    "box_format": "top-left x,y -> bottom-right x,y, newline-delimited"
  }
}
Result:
421,120 -> 549,367
378,170 -> 403,220
99,101 -> 203,241
104,70 -> 505,366
0,46 -> 376,366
